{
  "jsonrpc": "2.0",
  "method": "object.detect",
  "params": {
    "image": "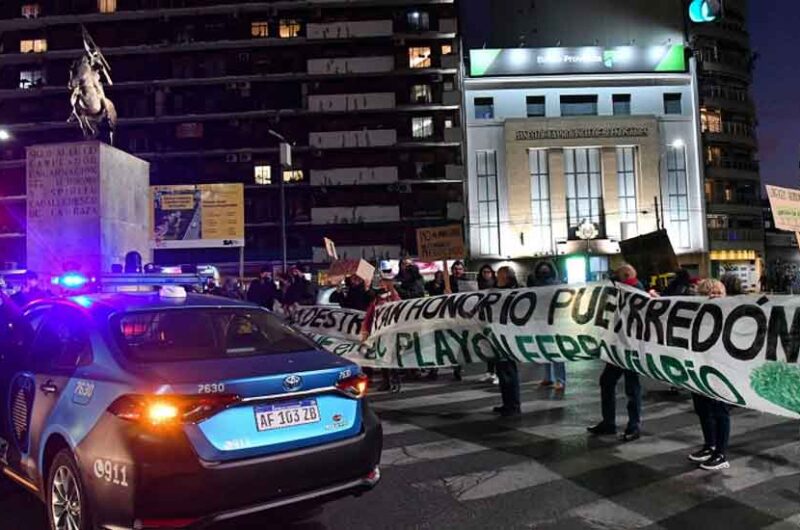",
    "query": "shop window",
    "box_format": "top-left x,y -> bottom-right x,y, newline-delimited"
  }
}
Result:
612,94 -> 631,116
411,84 -> 432,104
701,108 -> 722,133
251,21 -> 269,38
616,147 -> 638,239
20,39 -> 47,53
441,44 -> 453,55
564,148 -> 604,237
706,146 -> 723,164
175,122 -> 203,139
664,93 -> 682,115
474,97 -> 494,119
407,11 -> 430,31
560,95 -> 597,116
476,150 -> 500,255
529,149 -> 552,254
98,0 -> 116,13
526,96 -> 545,117
666,145 -> 690,248
279,19 -> 301,38
283,169 -> 304,183
19,69 -> 44,89
254,165 -> 272,185
408,47 -> 431,69
21,4 -> 41,18
412,116 -> 433,138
